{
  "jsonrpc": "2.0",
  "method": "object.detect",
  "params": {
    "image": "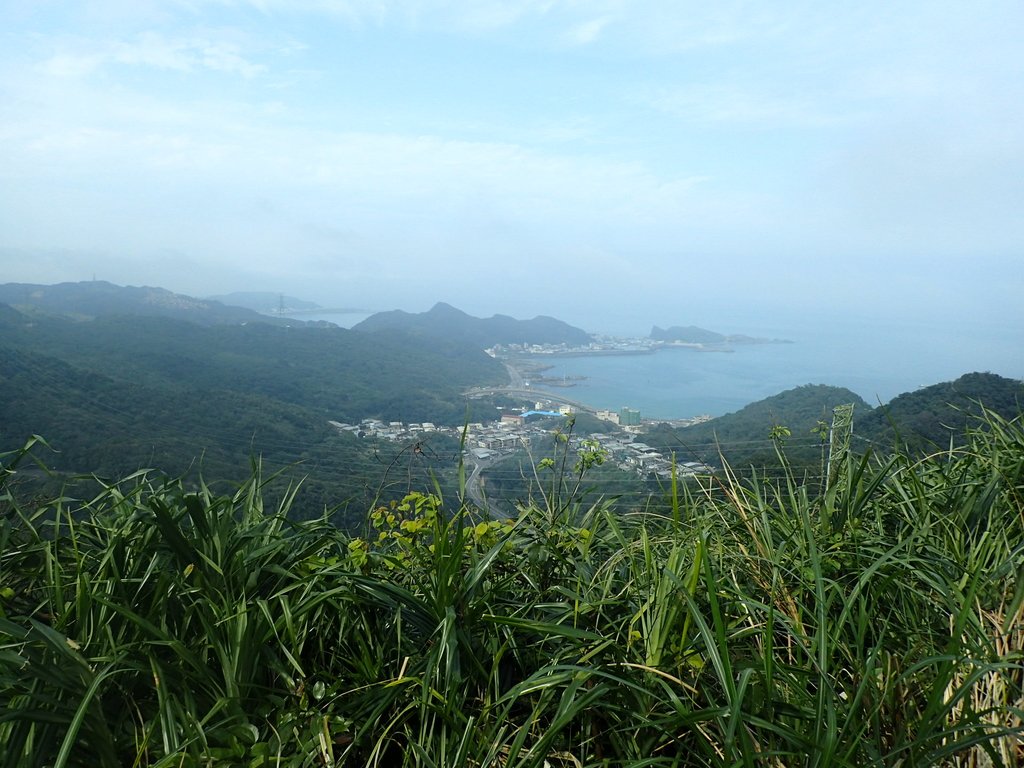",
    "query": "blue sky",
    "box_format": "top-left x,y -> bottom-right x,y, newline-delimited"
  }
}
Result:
1,1 -> 1023,336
